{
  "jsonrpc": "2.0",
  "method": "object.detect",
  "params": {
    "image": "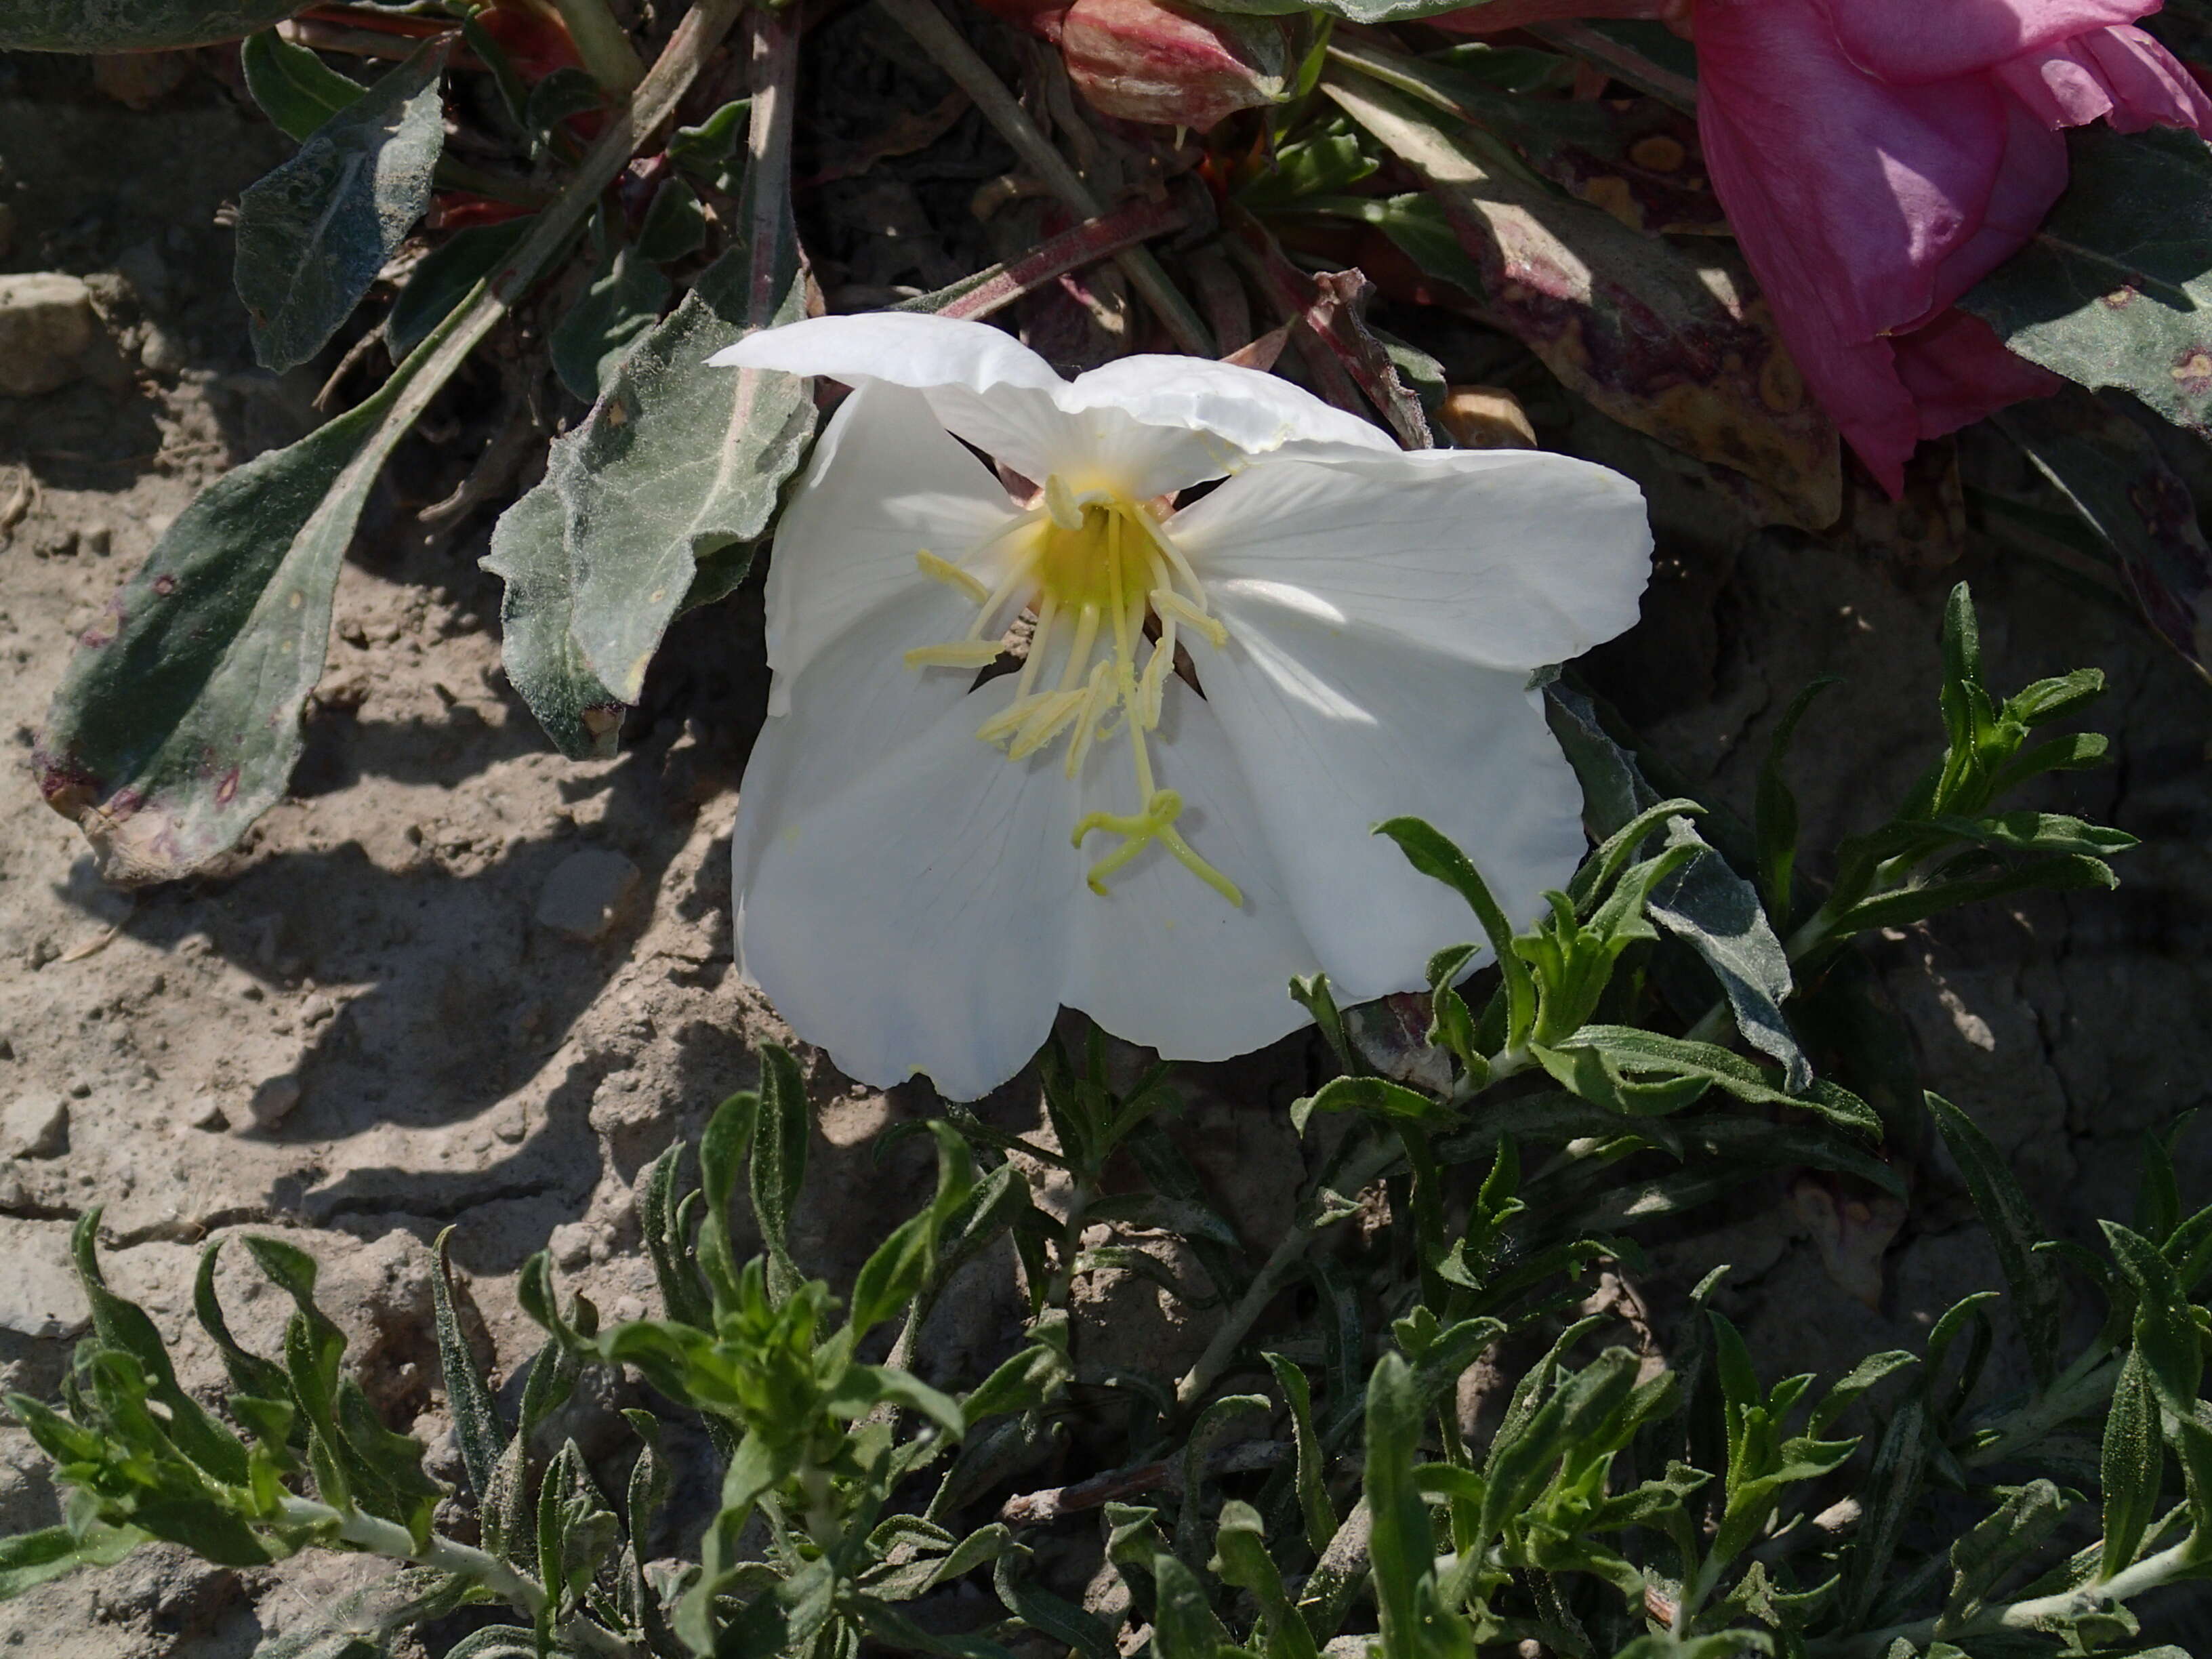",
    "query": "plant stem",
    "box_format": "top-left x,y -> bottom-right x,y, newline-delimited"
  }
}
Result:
1818,1535 -> 2204,1659
1959,1347 -> 2120,1469
1174,1138 -> 1403,1409
285,1498 -> 640,1657
550,0 -> 647,94
873,0 -> 1216,356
